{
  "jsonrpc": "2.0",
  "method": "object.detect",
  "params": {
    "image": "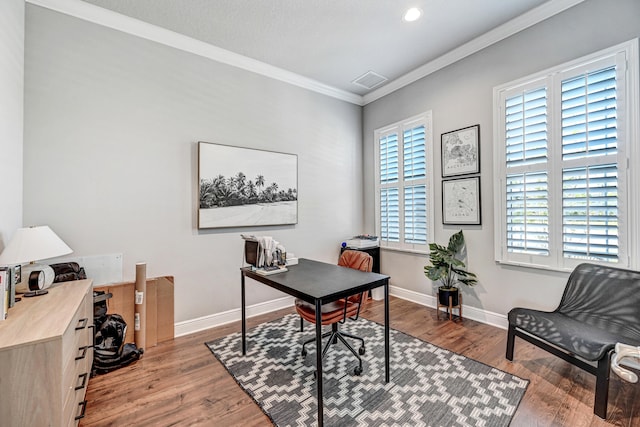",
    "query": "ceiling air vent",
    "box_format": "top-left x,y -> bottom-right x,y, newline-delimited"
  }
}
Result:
352,71 -> 388,90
